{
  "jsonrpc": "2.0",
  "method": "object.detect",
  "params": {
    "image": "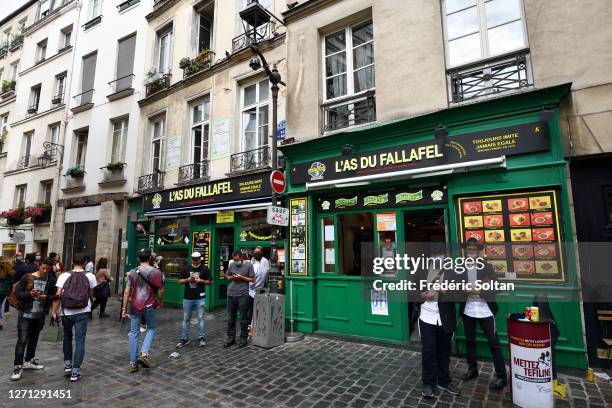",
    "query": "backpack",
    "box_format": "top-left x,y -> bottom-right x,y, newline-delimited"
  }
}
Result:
8,274 -> 34,310
60,271 -> 91,310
